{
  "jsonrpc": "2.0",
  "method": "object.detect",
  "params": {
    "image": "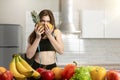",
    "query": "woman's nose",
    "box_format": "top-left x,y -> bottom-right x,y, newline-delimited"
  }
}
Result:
43,22 -> 47,25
